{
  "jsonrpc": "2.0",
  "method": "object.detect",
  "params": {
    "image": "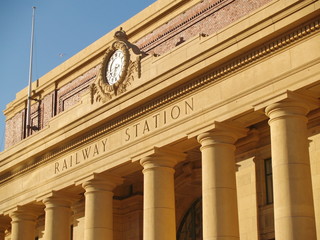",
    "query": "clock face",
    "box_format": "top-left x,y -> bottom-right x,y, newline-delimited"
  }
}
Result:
106,49 -> 124,85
